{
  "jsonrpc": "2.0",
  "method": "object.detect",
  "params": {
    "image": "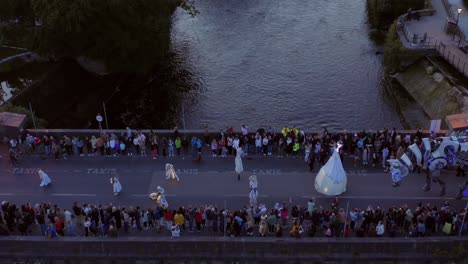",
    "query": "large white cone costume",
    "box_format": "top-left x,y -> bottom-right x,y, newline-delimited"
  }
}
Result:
38,170 -> 52,187
314,144 -> 347,196
165,163 -> 180,182
249,175 -> 258,206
